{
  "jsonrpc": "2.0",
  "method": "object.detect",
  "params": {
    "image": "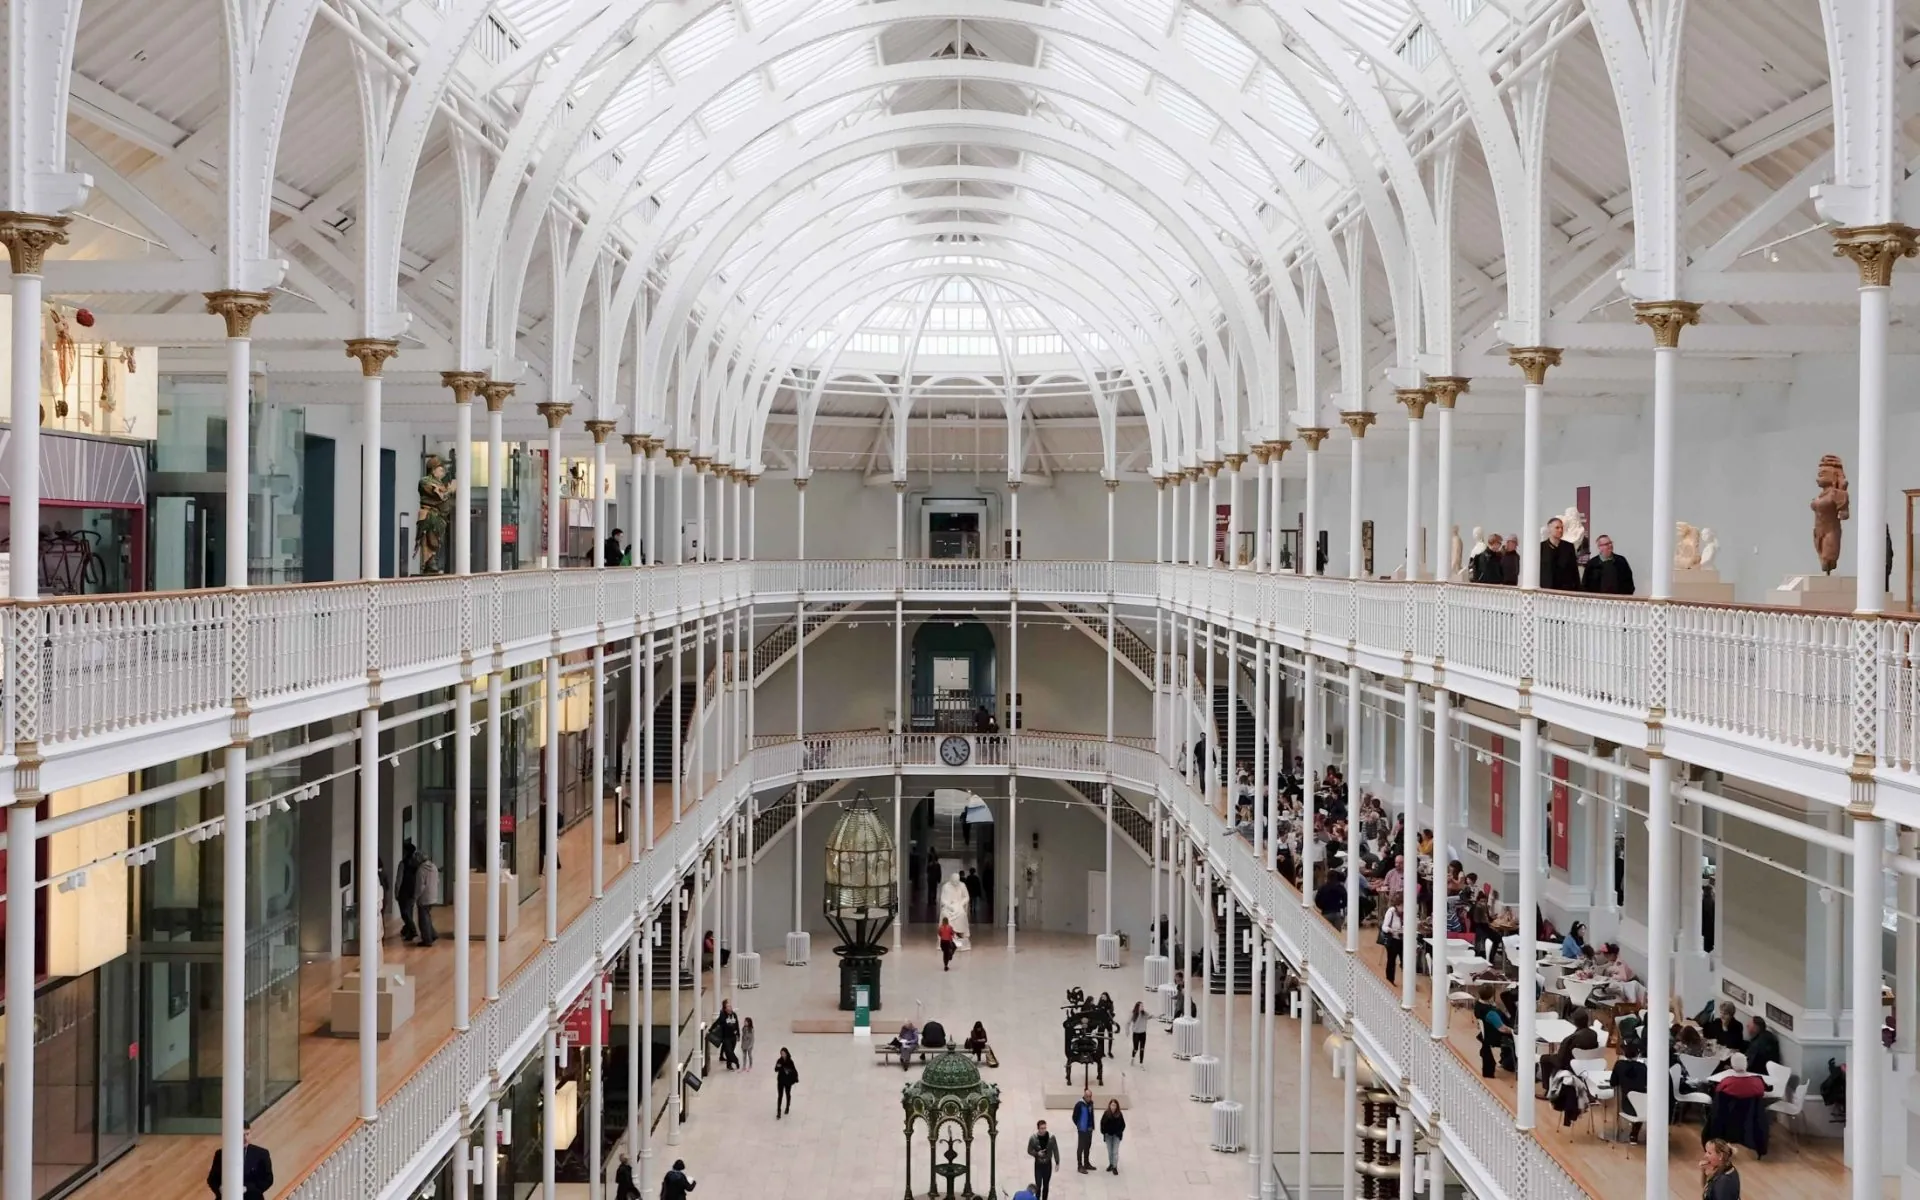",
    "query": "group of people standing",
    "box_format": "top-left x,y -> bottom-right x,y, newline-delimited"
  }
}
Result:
1017,1093 -> 1128,1200
1466,519 -> 1637,595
